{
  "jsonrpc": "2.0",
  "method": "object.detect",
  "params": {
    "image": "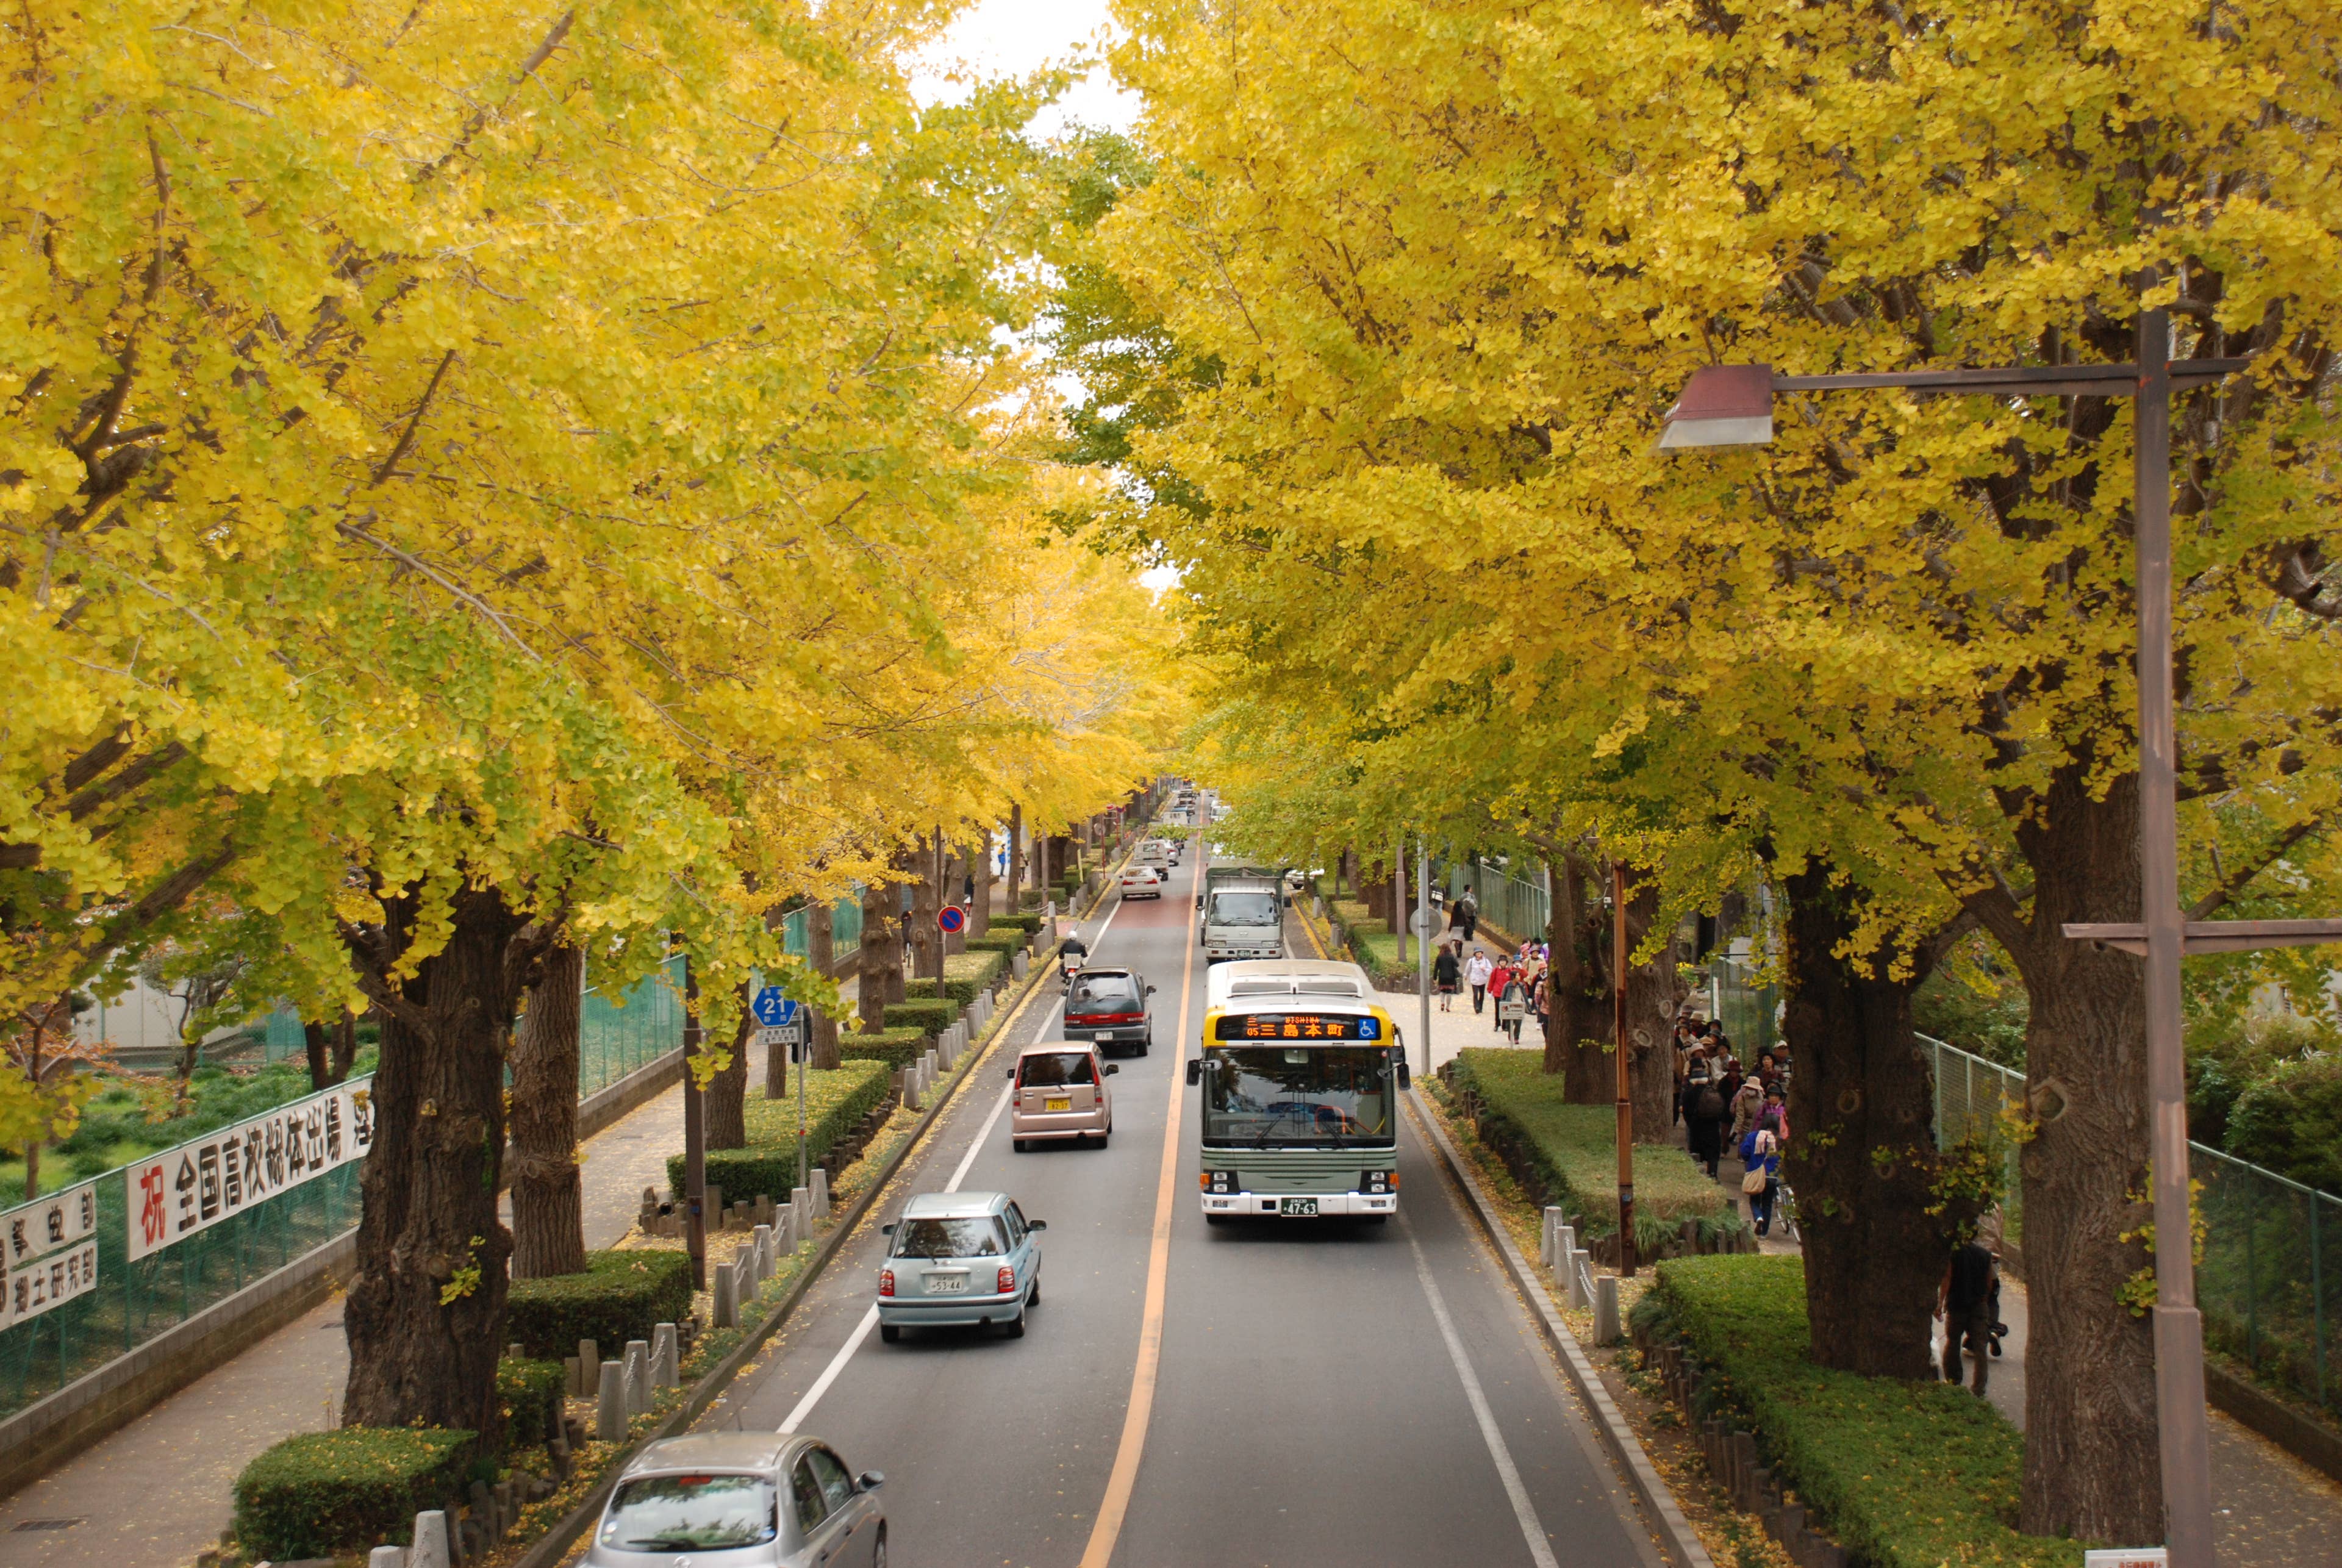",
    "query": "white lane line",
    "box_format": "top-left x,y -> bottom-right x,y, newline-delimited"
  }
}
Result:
1405,1226 -> 1562,1568
778,954 -> 1056,1435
